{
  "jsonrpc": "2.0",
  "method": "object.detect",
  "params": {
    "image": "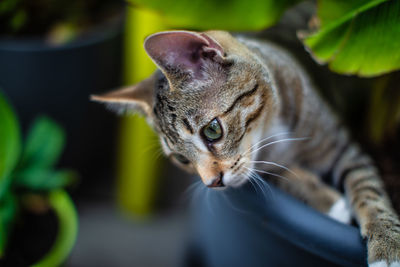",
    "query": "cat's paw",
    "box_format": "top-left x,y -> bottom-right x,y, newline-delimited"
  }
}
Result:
369,261 -> 400,267
327,197 -> 352,224
367,220 -> 400,267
